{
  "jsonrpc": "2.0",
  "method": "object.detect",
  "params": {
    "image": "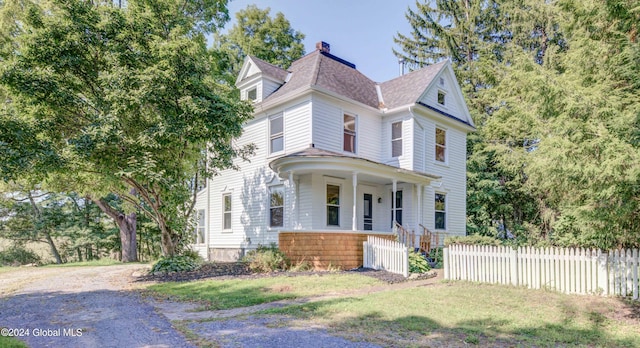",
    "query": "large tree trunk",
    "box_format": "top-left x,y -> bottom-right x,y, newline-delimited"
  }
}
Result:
158,217 -> 178,258
44,231 -> 63,264
92,198 -> 138,263
27,191 -> 63,264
